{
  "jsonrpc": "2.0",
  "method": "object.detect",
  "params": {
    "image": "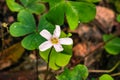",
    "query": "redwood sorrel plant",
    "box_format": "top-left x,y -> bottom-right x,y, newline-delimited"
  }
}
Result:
6,0 -> 99,79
